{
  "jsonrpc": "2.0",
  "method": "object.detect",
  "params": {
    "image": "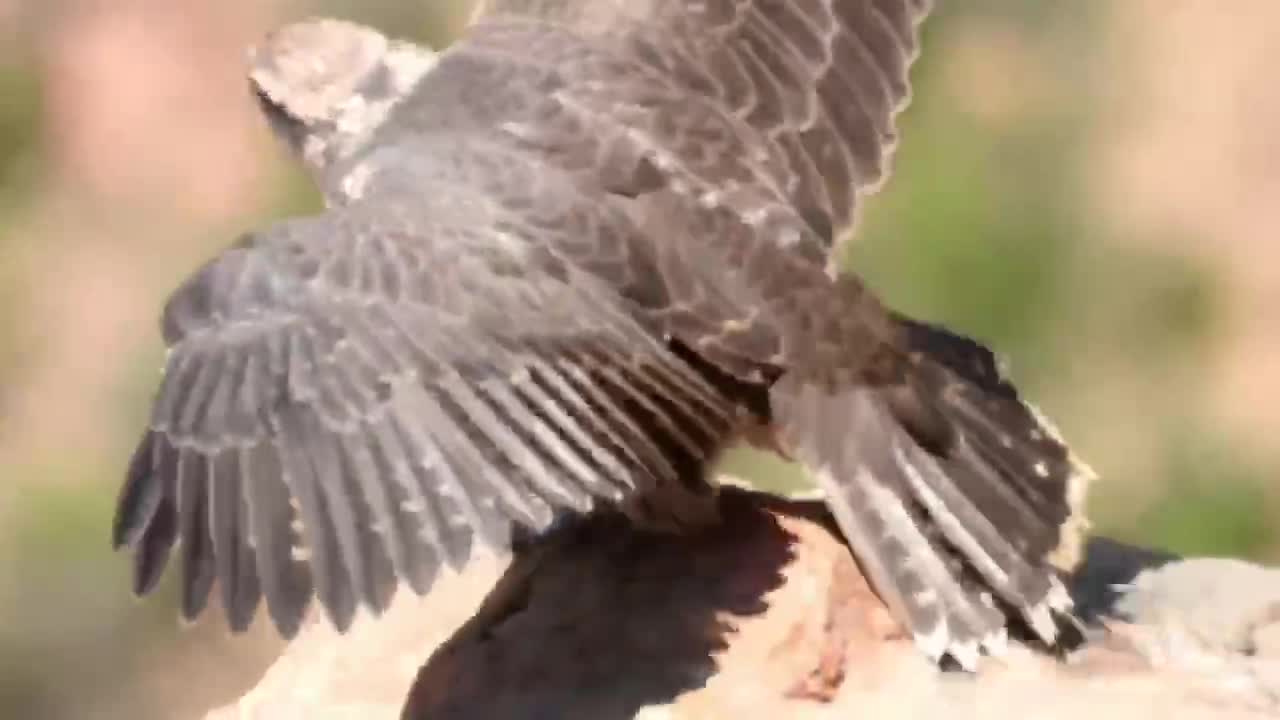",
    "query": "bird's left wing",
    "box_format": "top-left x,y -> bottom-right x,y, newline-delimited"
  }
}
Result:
112,184 -> 733,636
